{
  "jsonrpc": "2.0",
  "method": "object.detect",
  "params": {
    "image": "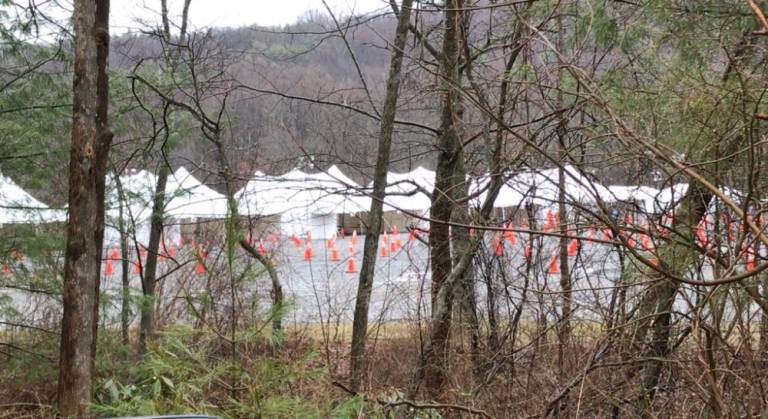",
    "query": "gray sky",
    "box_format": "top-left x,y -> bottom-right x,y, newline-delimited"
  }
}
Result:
110,0 -> 387,33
